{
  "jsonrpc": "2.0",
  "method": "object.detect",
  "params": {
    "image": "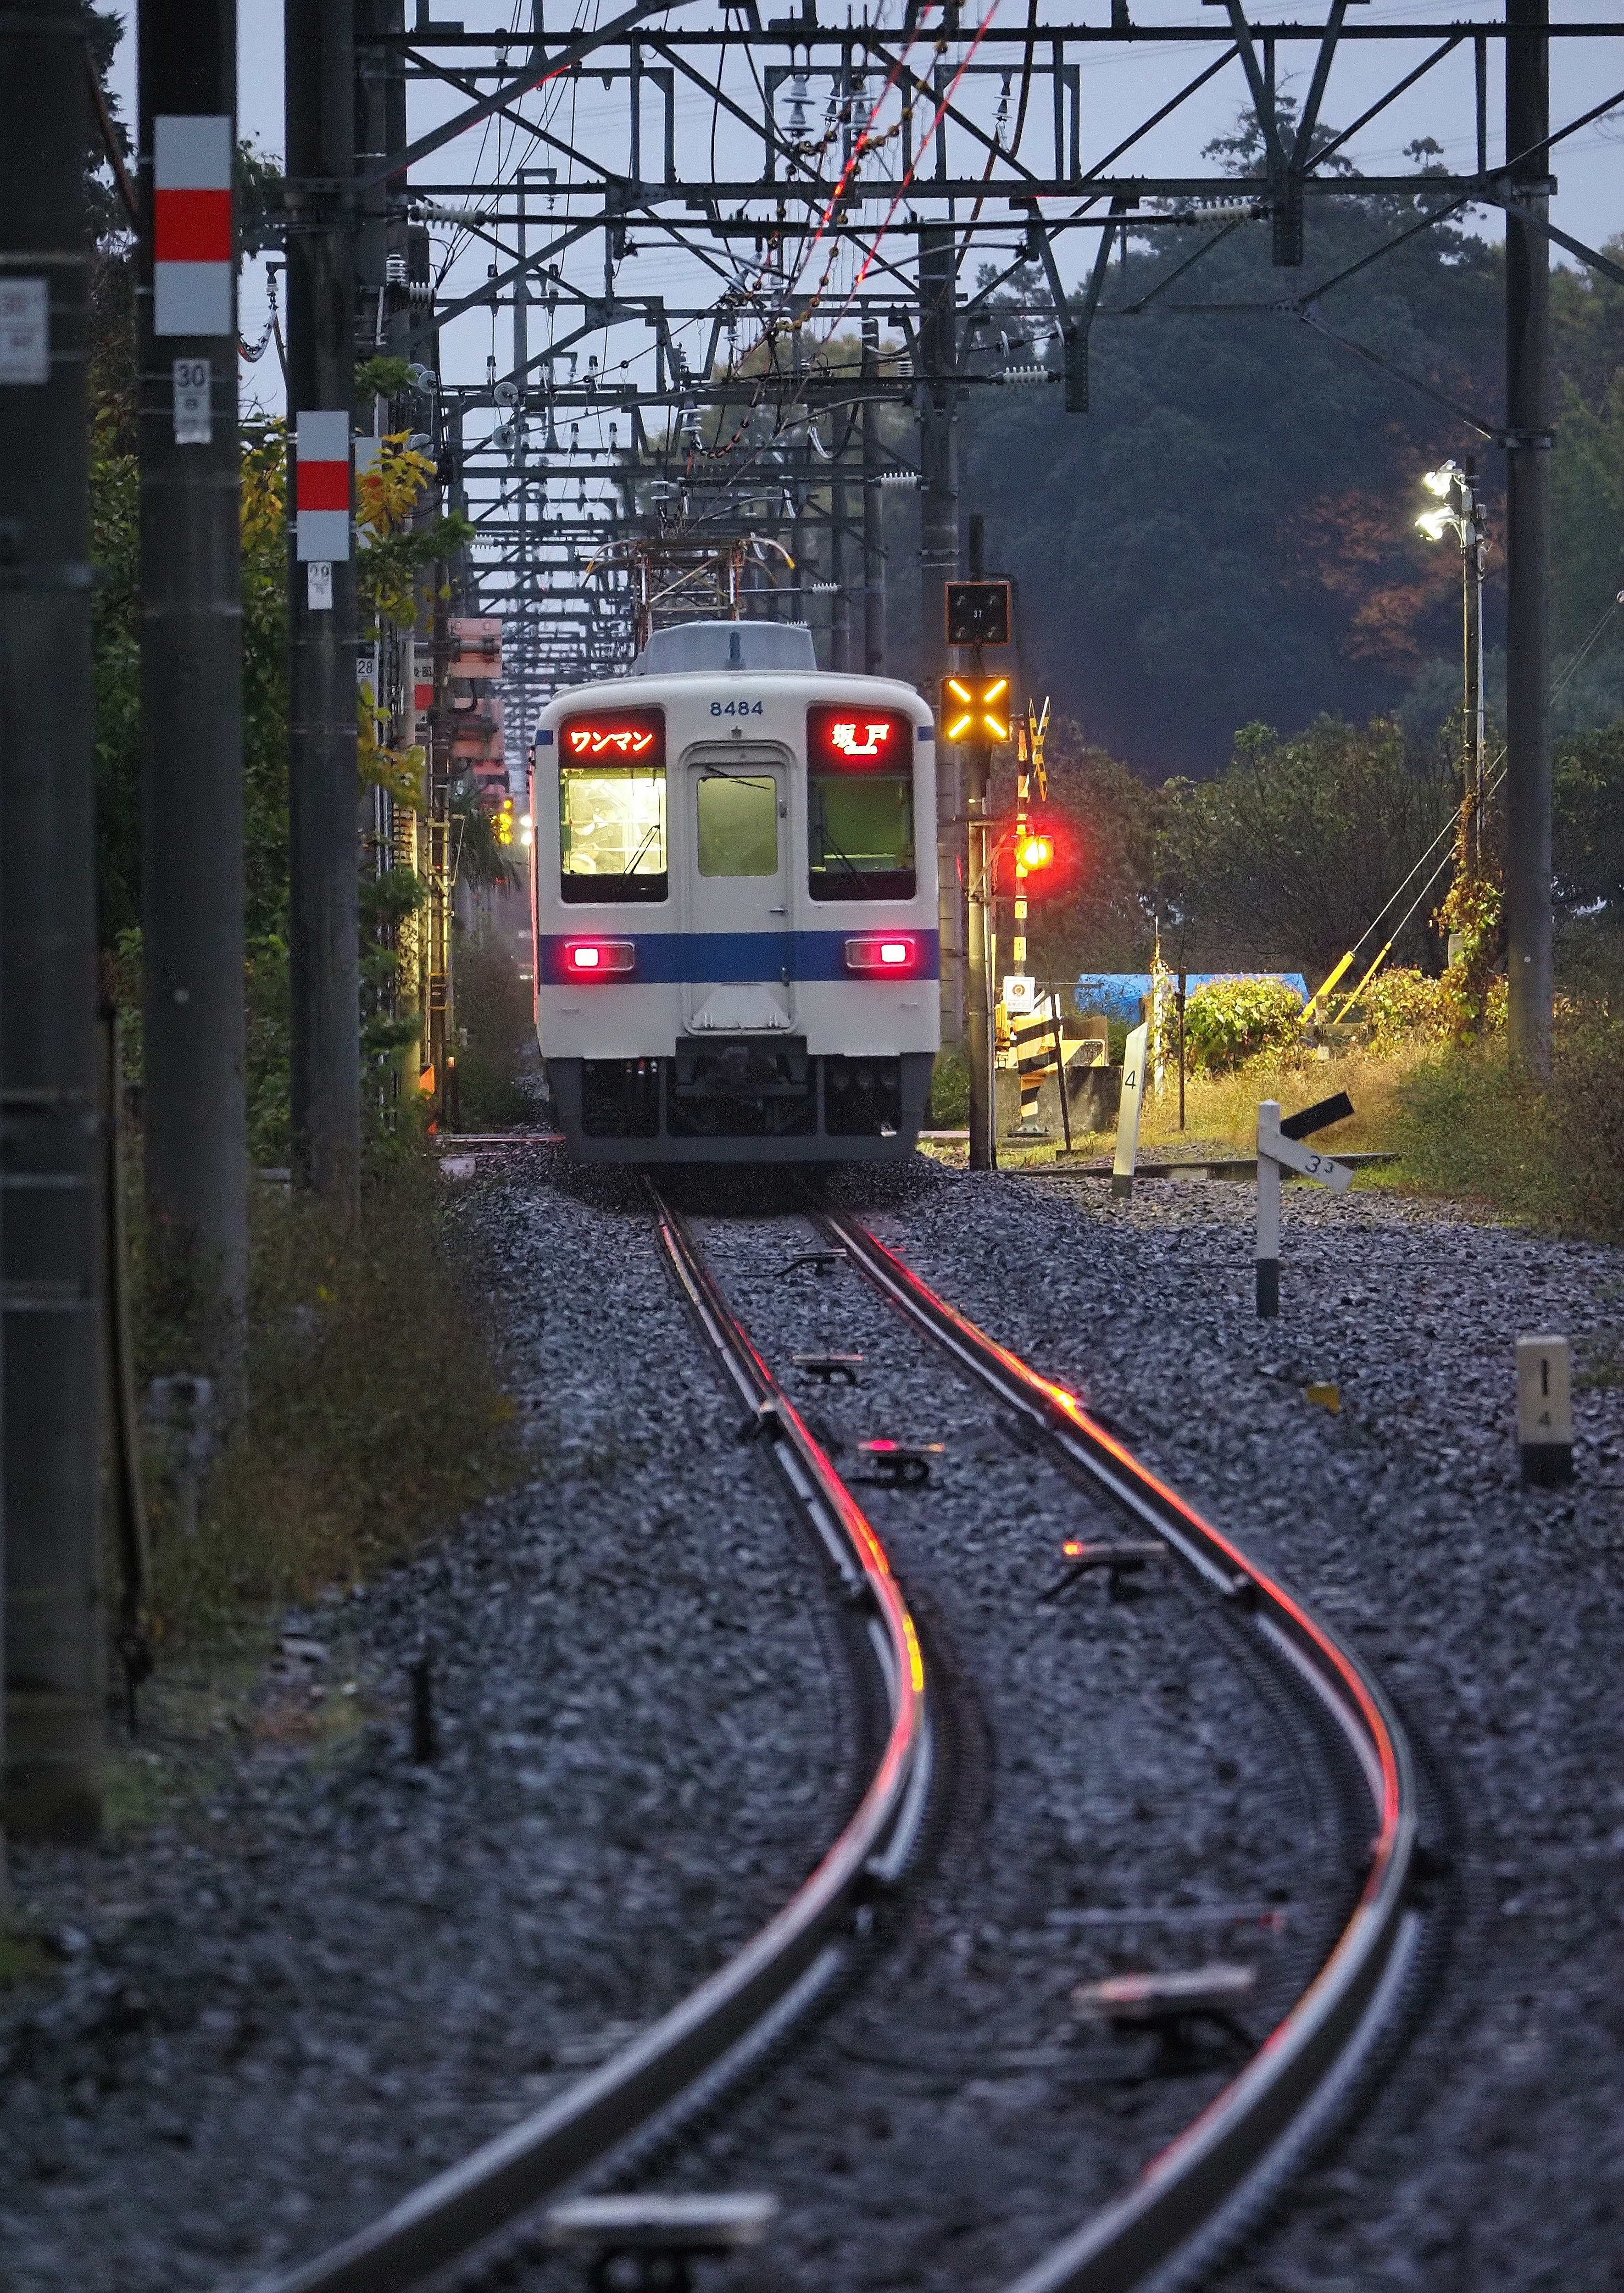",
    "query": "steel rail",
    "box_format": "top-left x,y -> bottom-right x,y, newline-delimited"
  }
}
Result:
812,1198 -> 1420,2293
245,1189 -> 925,2293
